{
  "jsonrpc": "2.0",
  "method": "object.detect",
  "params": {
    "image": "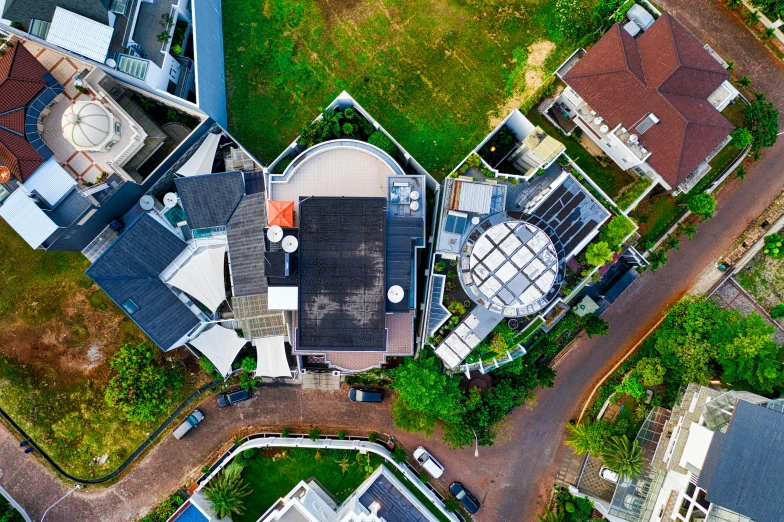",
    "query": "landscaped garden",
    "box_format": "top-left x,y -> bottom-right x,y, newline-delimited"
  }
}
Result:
735,234 -> 784,324
0,221 -> 208,478
222,0 -> 634,179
